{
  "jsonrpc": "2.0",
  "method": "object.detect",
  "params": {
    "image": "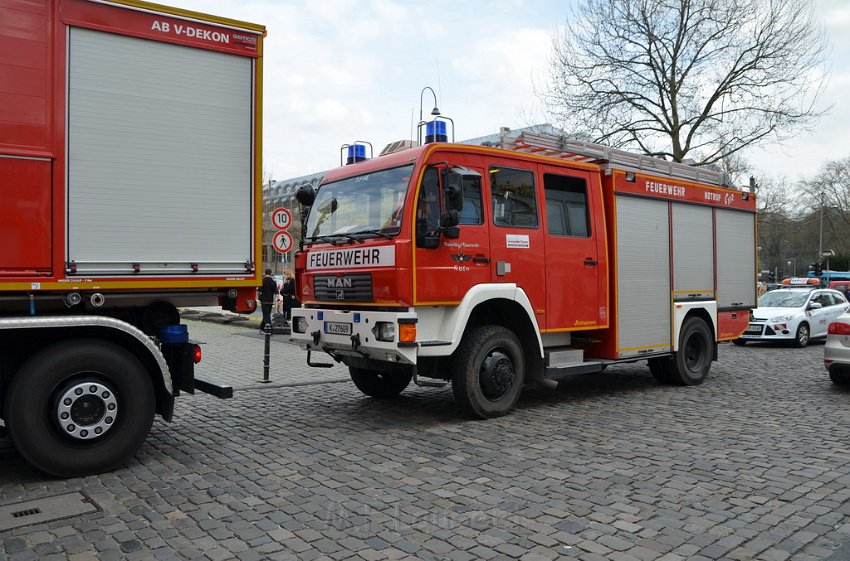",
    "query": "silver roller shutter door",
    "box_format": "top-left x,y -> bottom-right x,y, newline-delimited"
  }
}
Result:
67,27 -> 253,275
716,209 -> 756,309
616,195 -> 671,356
672,203 -> 714,300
